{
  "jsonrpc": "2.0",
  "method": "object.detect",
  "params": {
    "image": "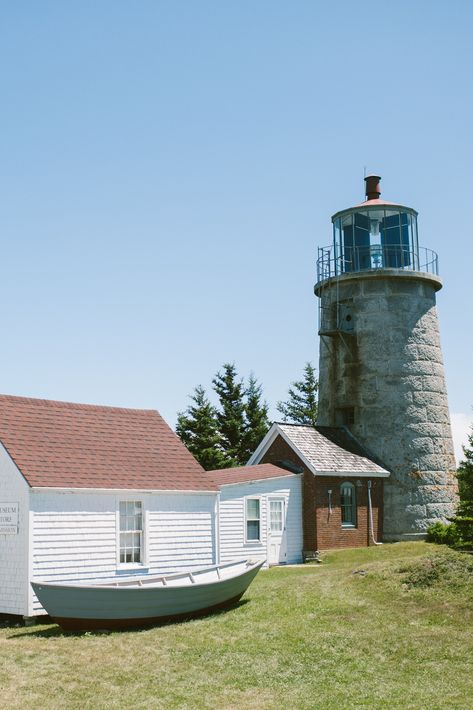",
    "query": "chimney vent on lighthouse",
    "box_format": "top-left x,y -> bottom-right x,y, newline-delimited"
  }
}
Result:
364,174 -> 381,201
